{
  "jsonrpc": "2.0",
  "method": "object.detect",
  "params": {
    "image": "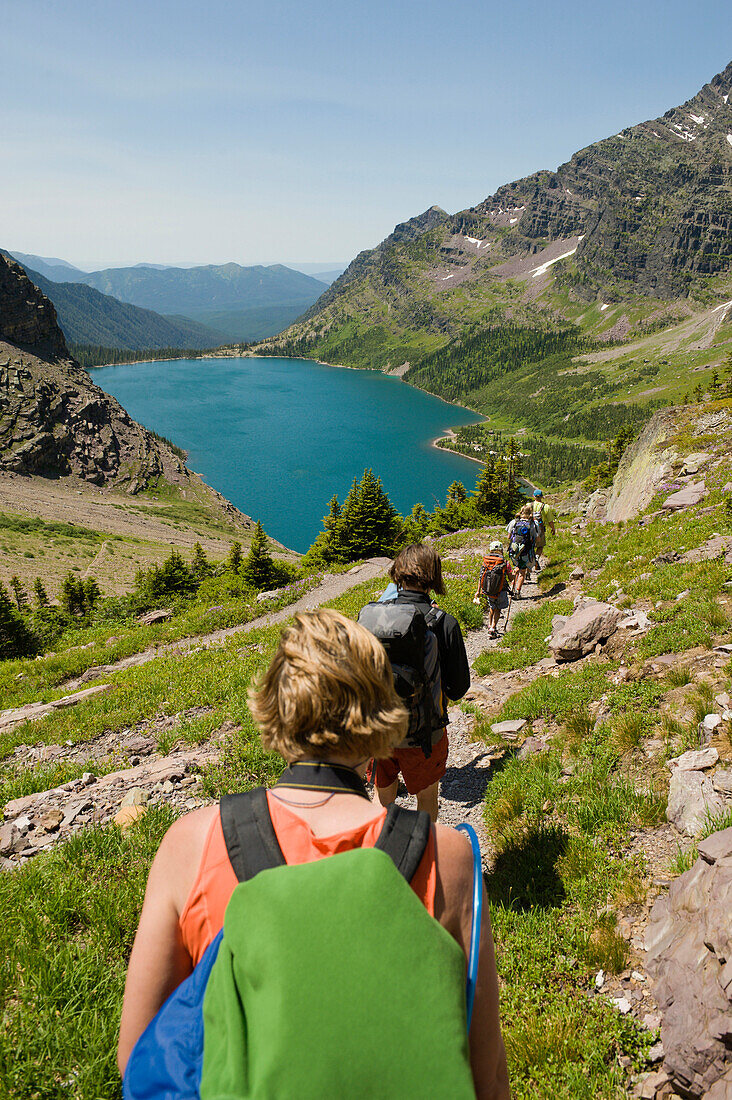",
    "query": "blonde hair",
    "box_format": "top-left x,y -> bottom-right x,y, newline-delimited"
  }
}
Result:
520,504 -> 533,518
249,609 -> 408,761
